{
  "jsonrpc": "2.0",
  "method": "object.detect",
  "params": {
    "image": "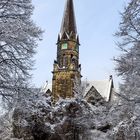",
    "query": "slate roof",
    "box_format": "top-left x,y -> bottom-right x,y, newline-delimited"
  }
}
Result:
60,0 -> 77,36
